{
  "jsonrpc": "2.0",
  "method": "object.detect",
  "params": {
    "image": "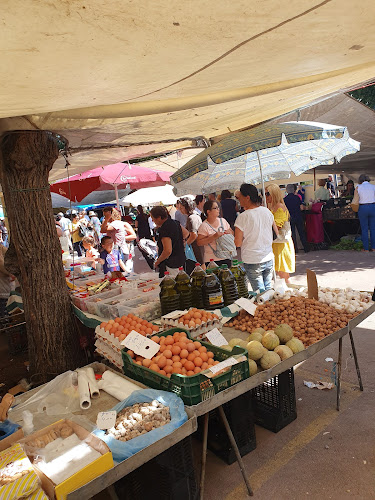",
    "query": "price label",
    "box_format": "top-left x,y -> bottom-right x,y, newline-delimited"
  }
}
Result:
205,328 -> 228,347
162,310 -> 188,319
96,410 -> 117,430
209,357 -> 238,375
235,297 -> 257,316
121,330 -> 160,359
